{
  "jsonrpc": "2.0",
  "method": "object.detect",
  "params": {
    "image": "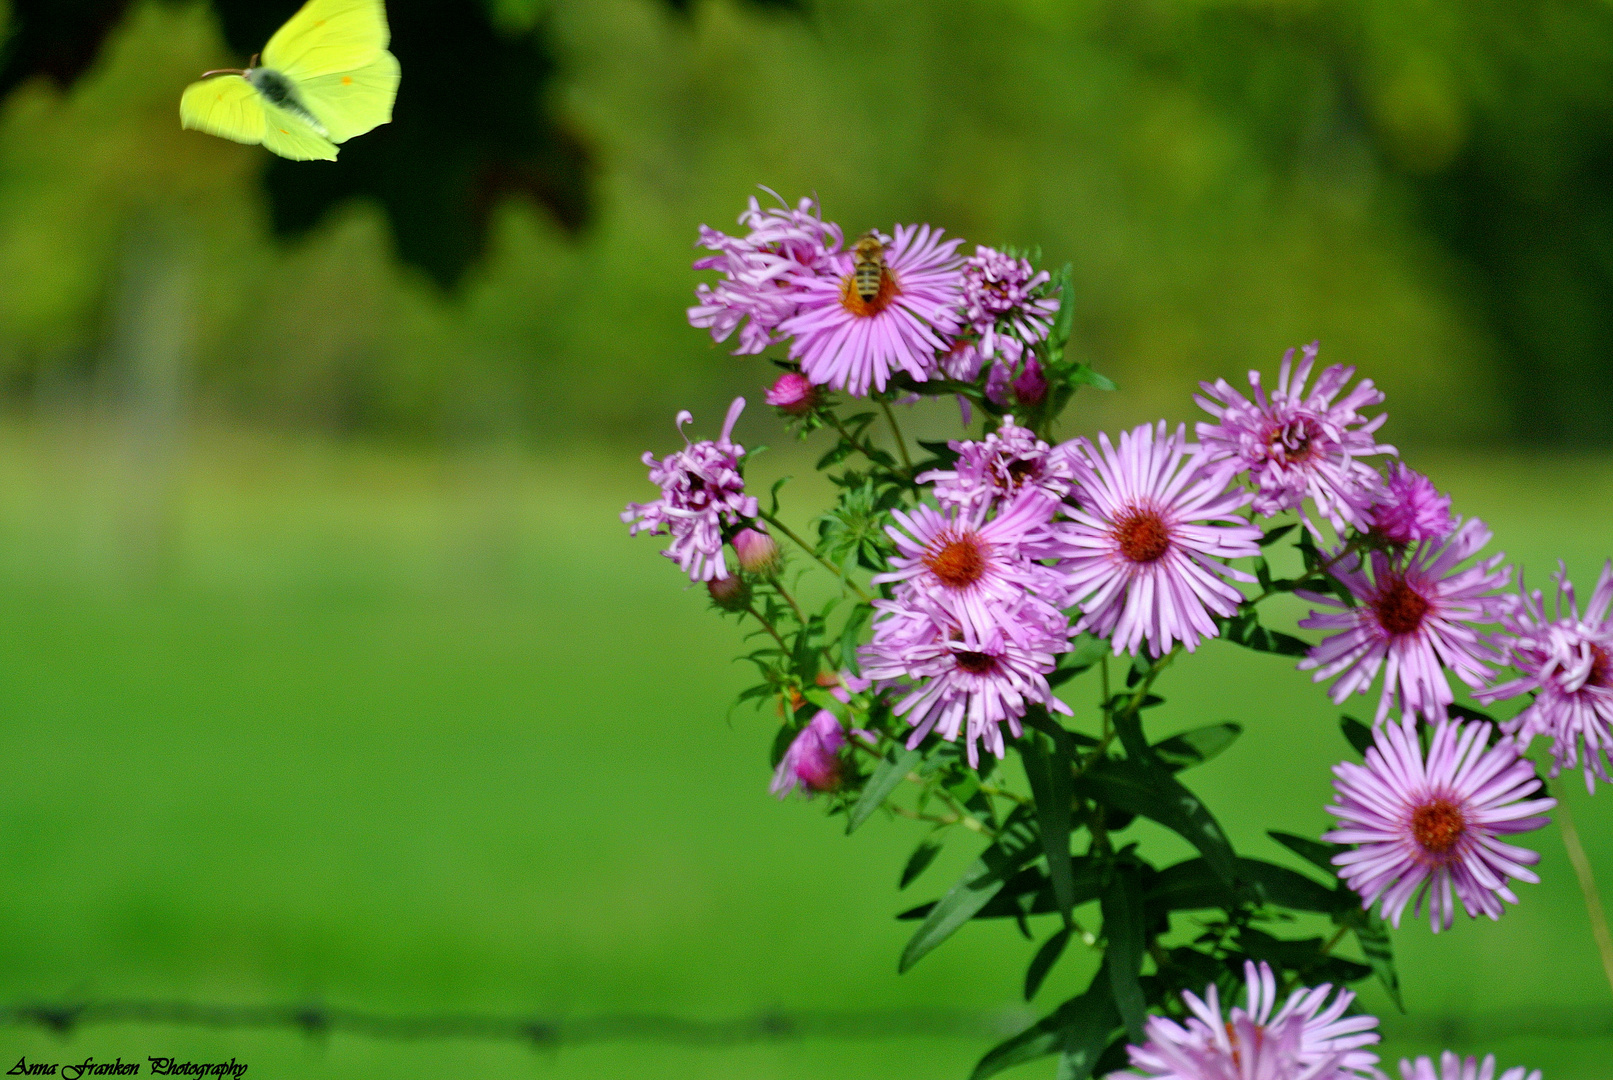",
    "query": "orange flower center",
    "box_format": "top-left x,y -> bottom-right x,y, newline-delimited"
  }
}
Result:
1112,507 -> 1171,564
1374,576 -> 1430,636
924,533 -> 987,588
839,267 -> 899,317
1411,798 -> 1466,858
